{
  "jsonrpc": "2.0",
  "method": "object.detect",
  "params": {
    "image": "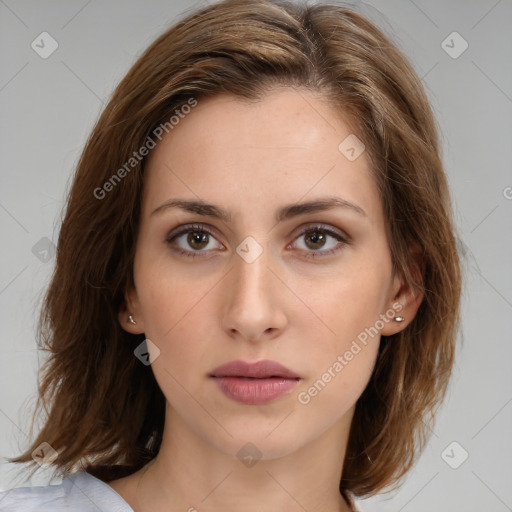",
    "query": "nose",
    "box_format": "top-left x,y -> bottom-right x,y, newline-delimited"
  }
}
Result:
221,242 -> 288,343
